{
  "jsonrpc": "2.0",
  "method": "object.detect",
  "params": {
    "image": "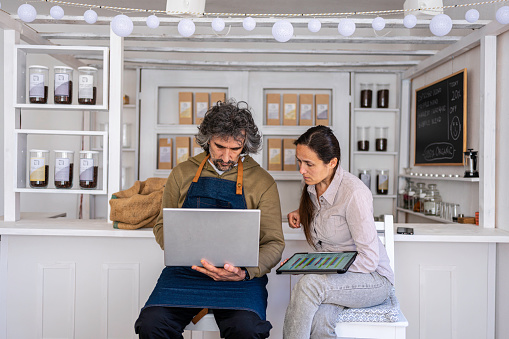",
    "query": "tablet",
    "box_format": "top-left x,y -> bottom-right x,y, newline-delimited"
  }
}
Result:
276,251 -> 357,274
